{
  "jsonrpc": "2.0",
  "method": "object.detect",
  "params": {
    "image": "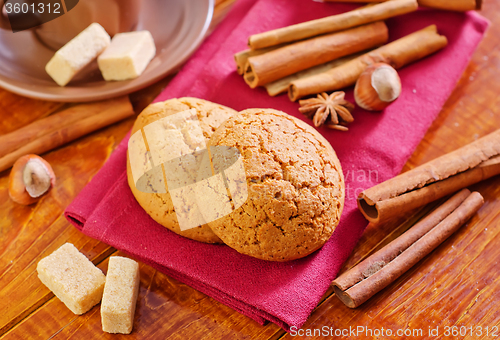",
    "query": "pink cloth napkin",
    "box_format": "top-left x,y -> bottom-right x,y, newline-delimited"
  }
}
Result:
65,0 -> 489,331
